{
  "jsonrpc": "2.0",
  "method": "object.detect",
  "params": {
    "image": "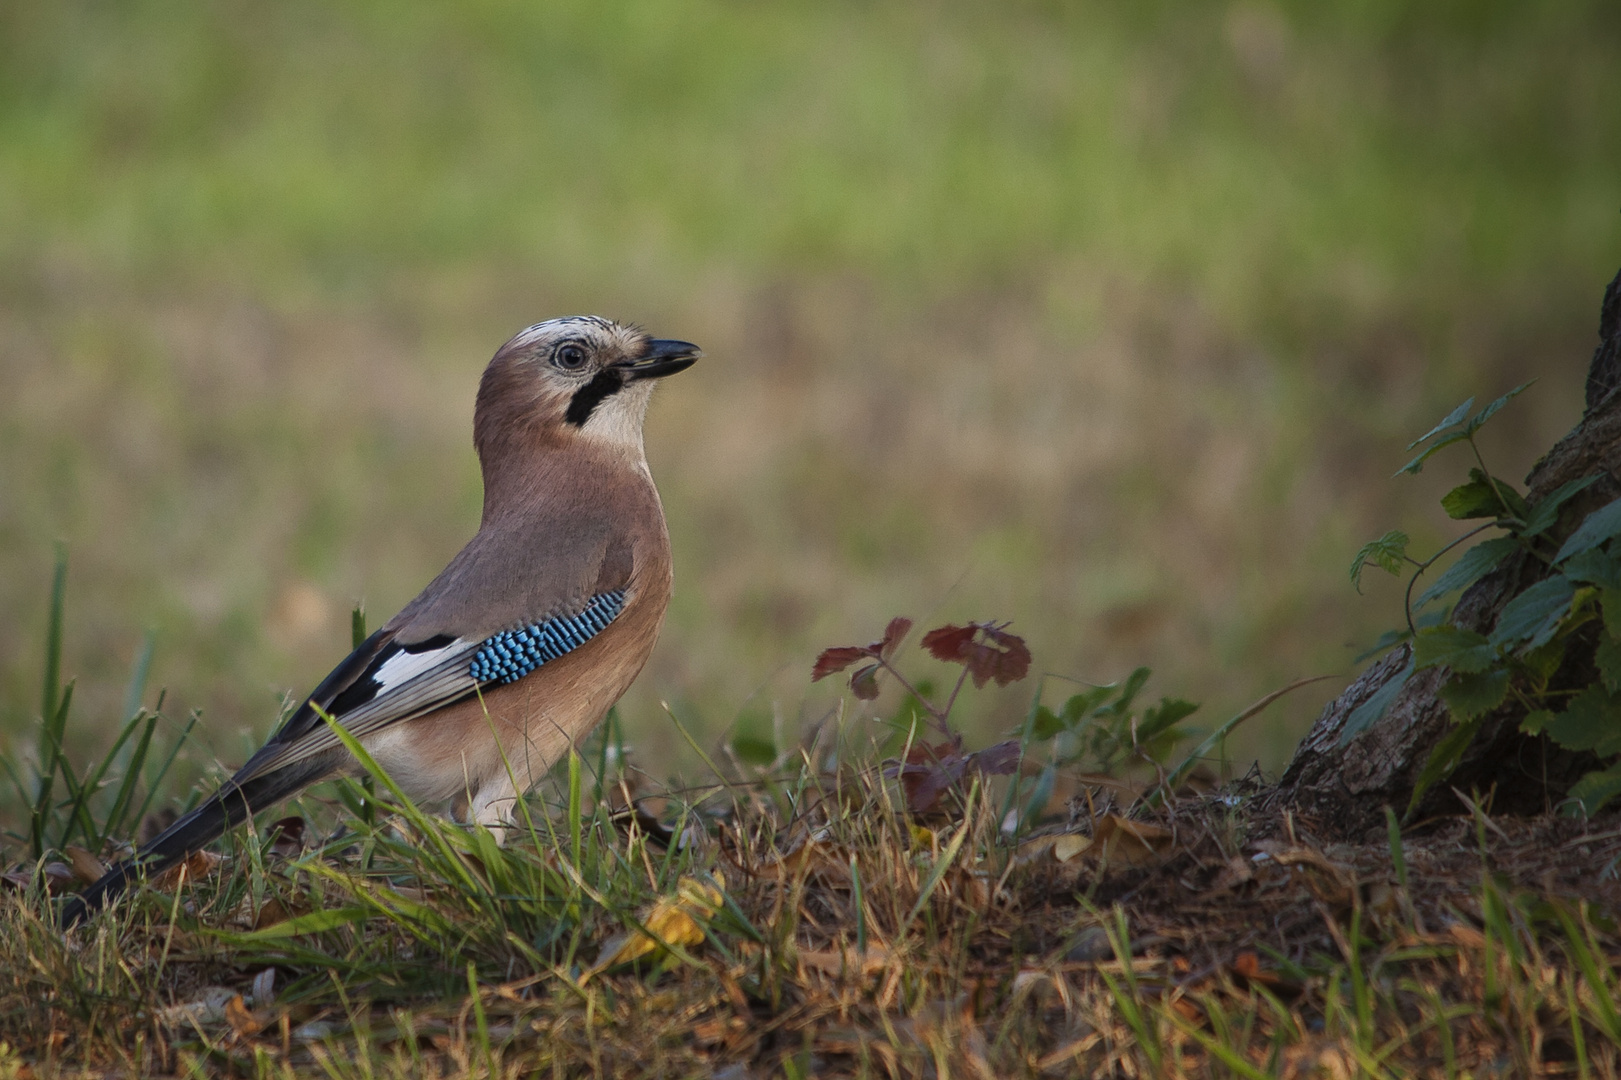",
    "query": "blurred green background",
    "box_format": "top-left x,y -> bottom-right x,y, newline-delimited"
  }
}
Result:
1,0 -> 1618,793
